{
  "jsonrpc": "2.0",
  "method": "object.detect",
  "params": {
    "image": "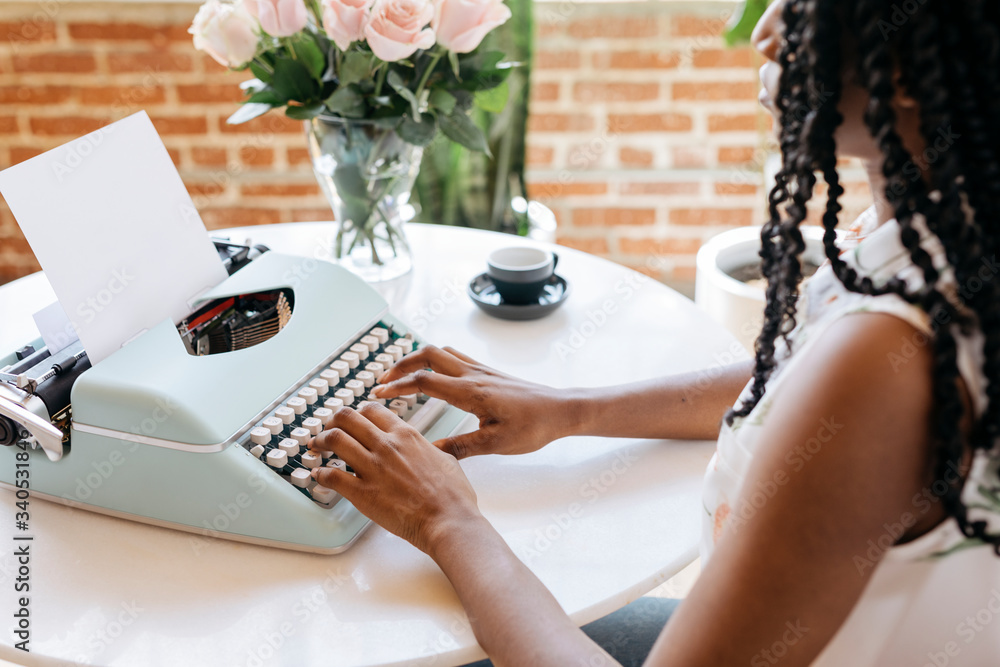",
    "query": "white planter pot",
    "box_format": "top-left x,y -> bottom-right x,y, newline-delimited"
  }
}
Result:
694,226 -> 831,352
